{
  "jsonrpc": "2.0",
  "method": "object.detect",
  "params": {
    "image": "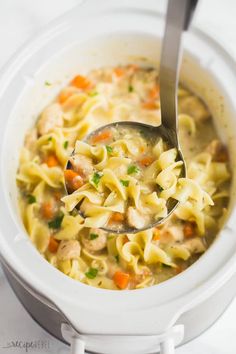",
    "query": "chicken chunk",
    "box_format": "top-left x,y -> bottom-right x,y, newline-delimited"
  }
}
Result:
69,154 -> 93,179
127,207 -> 150,229
183,237 -> 206,254
205,139 -> 229,162
57,240 -> 81,261
178,96 -> 210,122
37,103 -> 63,136
159,225 -> 184,245
131,68 -> 158,101
81,228 -> 107,252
